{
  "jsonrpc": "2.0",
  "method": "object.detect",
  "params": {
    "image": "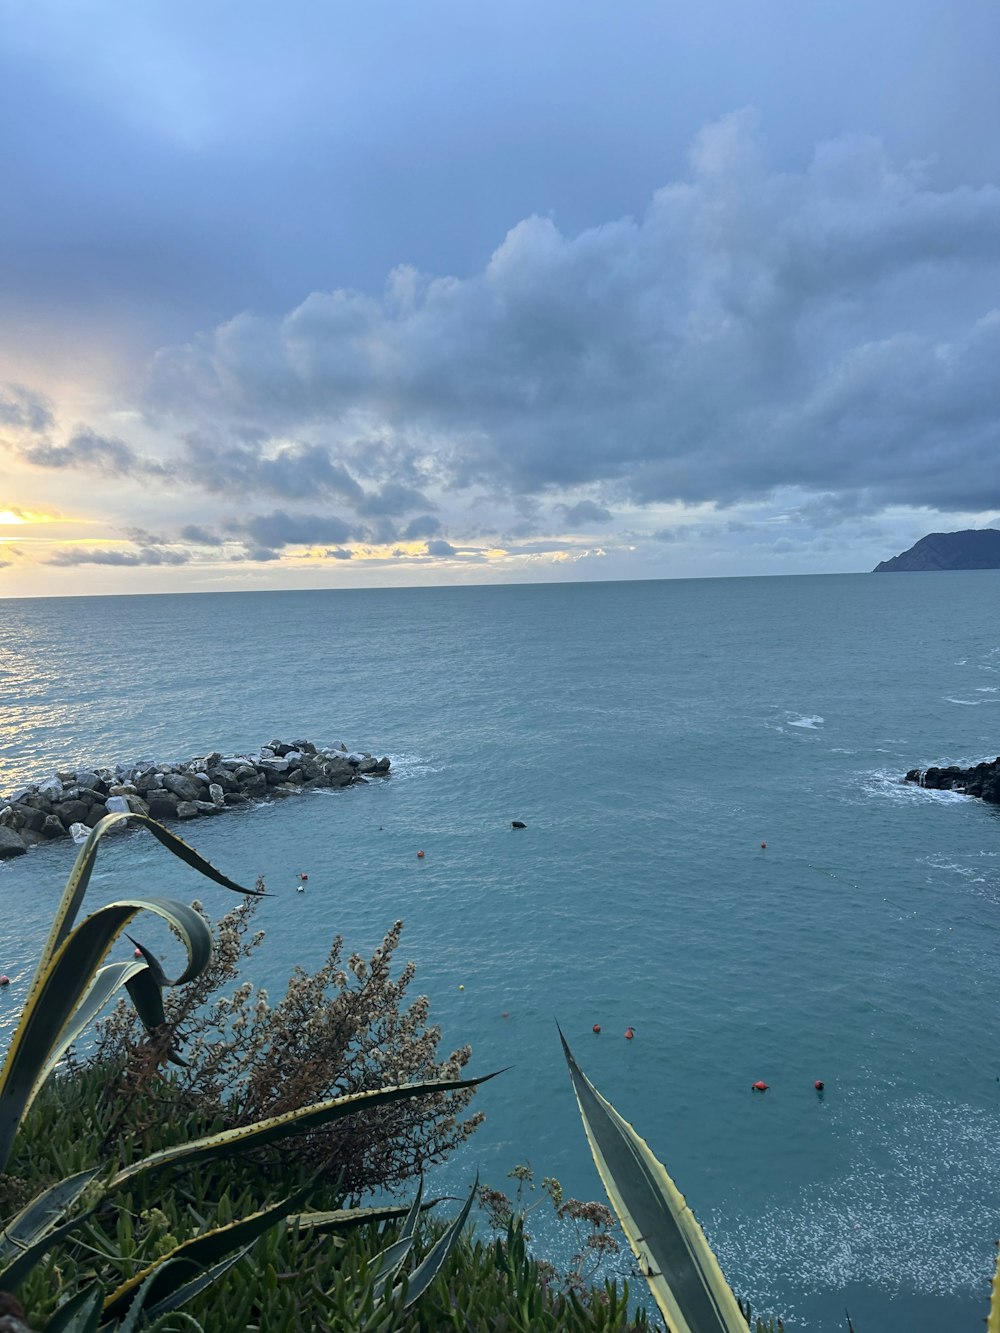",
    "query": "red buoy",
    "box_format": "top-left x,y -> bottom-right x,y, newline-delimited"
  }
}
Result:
416,850 -> 425,859
0,975 -> 9,986
592,1024 -> 601,1034
760,842 -> 767,850
752,1080 -> 769,1092
814,1080 -> 825,1091
134,948 -> 143,958
624,1026 -> 635,1040
298,872 -> 309,881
